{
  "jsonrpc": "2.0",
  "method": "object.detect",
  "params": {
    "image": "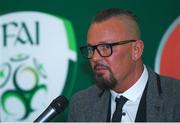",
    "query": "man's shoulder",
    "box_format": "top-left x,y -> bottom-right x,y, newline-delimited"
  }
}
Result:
70,85 -> 102,104
159,74 -> 180,92
147,66 -> 180,86
150,70 -> 180,98
147,67 -> 180,95
159,74 -> 180,83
